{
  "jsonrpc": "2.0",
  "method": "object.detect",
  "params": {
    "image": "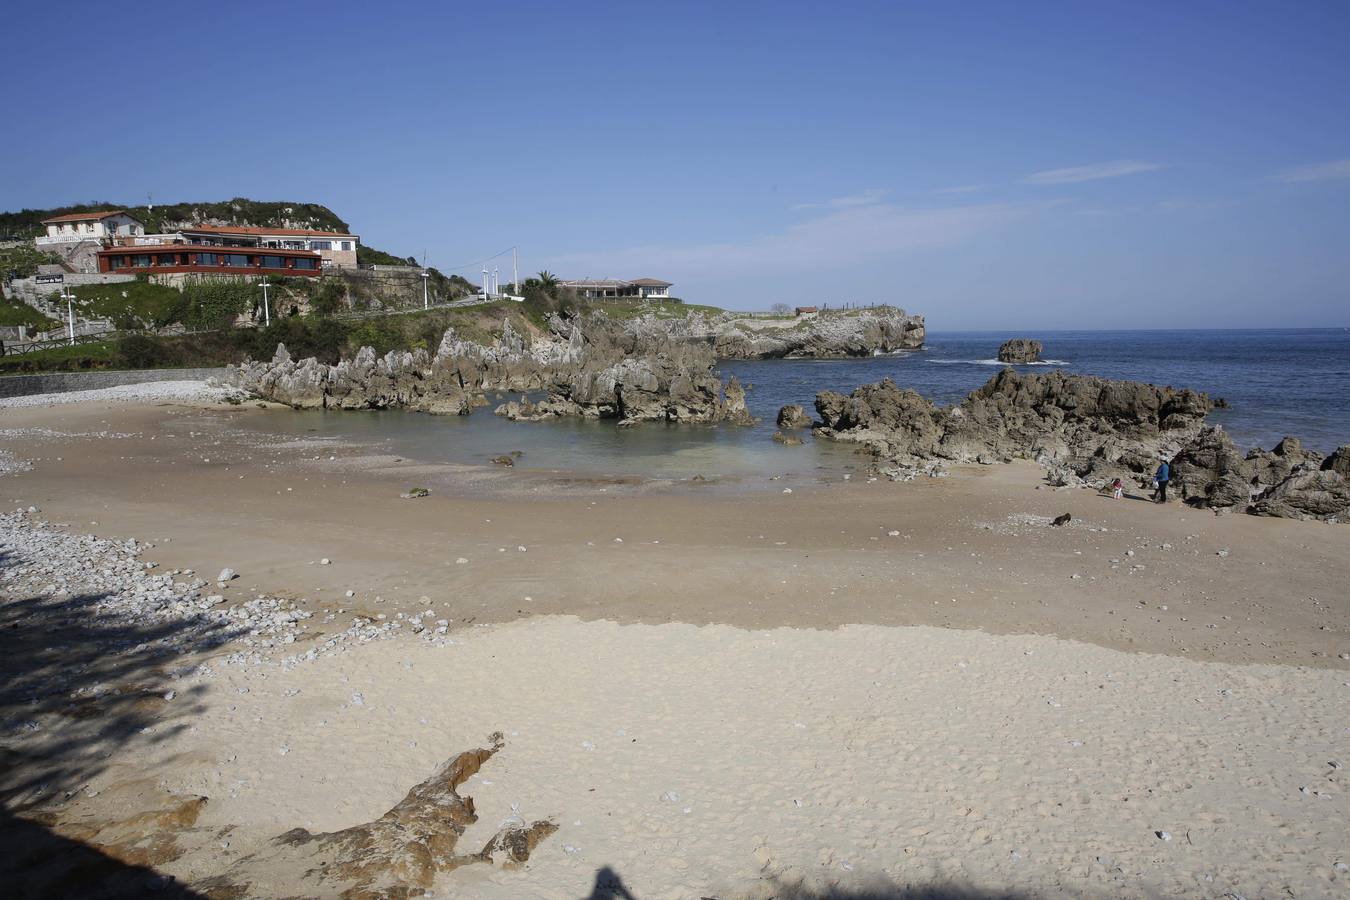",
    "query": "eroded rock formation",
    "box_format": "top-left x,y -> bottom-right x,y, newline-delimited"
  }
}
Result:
236,314 -> 741,425
198,733 -> 555,899
701,306 -> 925,359
997,338 -> 1044,364
815,369 -> 1211,481
776,404 -> 812,429
815,370 -> 1348,522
